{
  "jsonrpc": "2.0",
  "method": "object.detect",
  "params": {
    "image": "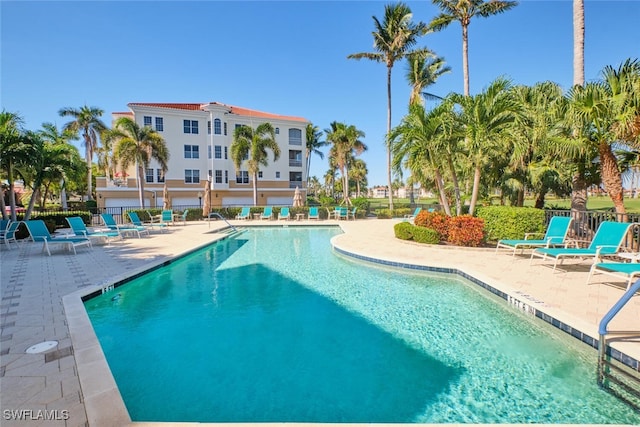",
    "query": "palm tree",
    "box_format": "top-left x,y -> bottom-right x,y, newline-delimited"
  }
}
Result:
230,122 -> 280,206
406,49 -> 451,106
39,122 -> 78,210
450,77 -> 518,215
325,122 -> 367,205
0,111 -> 31,221
111,117 -> 169,208
348,2 -> 427,210
305,124 -> 326,186
429,0 -> 518,96
59,105 -> 107,200
349,158 -> 369,197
